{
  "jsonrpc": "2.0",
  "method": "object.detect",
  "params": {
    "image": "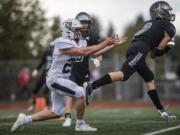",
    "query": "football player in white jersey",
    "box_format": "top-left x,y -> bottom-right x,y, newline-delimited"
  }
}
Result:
11,18 -> 127,132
